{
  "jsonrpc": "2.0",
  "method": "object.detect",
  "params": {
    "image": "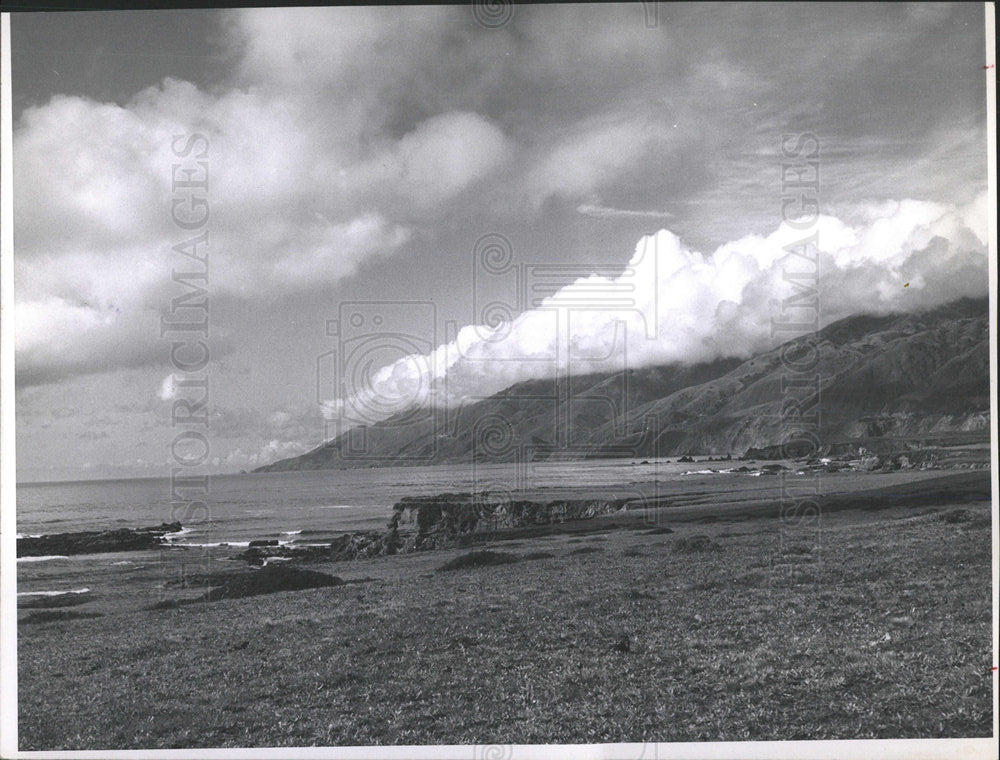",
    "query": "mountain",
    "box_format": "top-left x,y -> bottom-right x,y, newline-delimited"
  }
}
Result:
255,297 -> 991,471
